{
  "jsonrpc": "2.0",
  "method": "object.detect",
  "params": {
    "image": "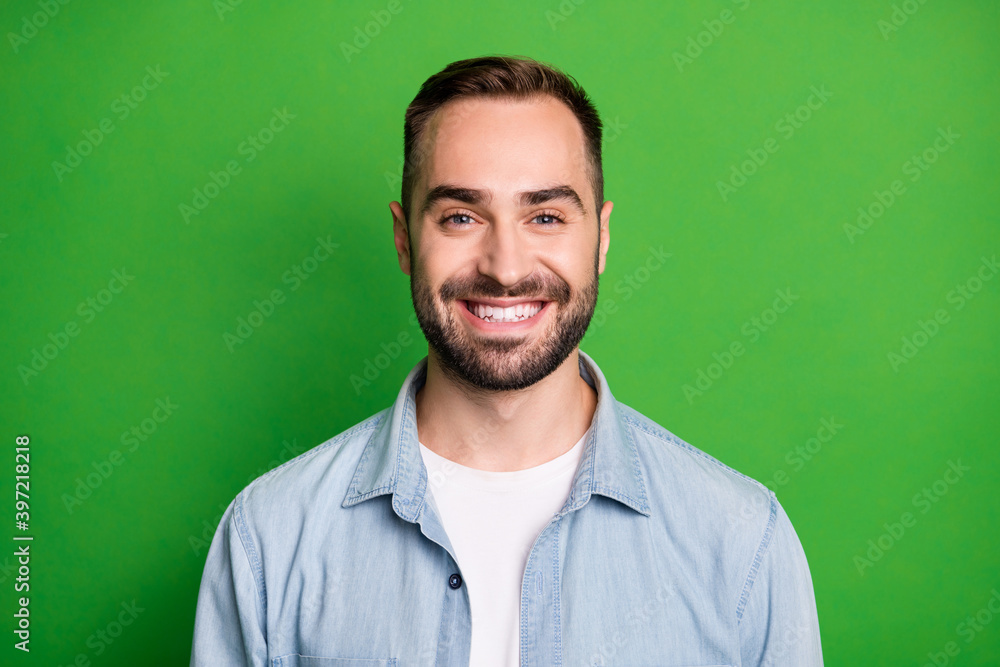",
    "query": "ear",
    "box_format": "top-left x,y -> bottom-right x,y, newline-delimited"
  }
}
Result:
597,200 -> 613,275
390,201 -> 412,276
